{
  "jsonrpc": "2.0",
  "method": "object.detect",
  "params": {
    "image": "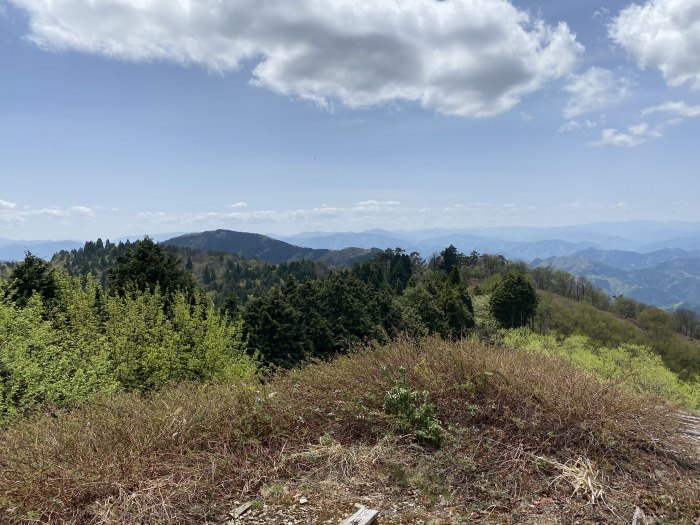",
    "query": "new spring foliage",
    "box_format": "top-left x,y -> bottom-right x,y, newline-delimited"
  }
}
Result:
0,272 -> 256,425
